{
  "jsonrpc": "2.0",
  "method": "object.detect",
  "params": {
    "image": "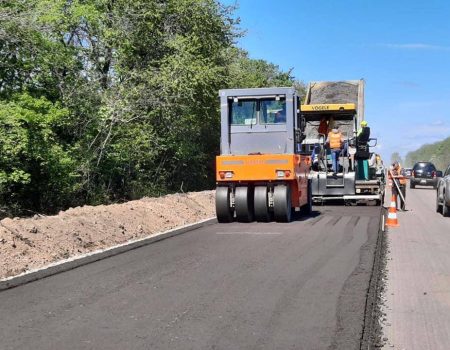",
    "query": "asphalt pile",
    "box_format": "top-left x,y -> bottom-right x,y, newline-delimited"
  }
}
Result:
309,81 -> 359,104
